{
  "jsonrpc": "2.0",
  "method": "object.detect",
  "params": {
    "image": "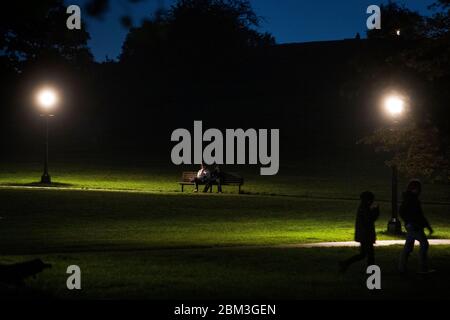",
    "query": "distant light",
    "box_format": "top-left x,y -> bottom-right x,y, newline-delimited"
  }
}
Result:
36,88 -> 58,110
384,95 -> 405,117
396,29 -> 401,36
